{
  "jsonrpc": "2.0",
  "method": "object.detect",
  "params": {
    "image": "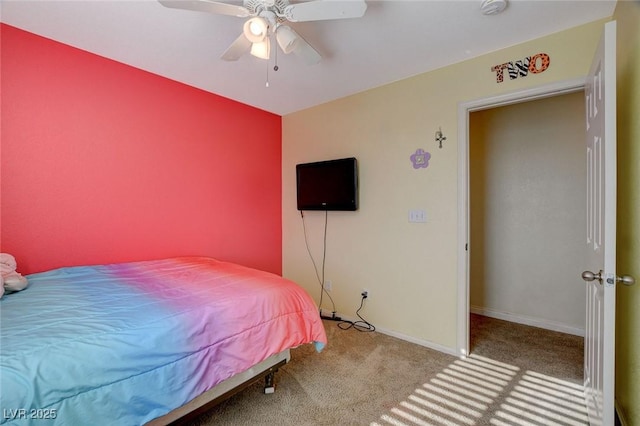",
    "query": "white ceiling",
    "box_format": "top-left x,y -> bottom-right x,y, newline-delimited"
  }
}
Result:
1,0 -> 616,115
